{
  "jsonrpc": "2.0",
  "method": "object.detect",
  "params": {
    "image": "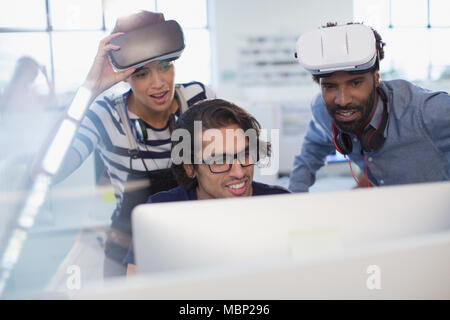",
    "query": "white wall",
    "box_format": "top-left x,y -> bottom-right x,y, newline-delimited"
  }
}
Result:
209,0 -> 353,97
208,0 -> 353,181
